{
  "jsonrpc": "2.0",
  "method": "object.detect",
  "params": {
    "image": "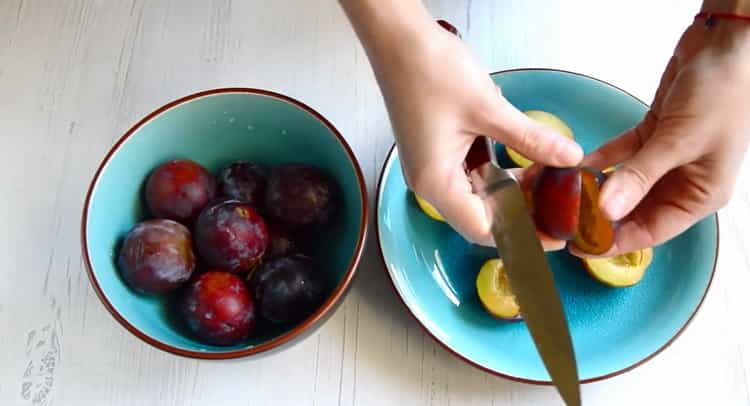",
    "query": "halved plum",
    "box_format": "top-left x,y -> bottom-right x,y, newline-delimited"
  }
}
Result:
529,165 -> 616,254
532,166 -> 581,240
414,194 -> 445,222
582,247 -> 653,287
572,167 -> 615,255
476,259 -> 522,321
